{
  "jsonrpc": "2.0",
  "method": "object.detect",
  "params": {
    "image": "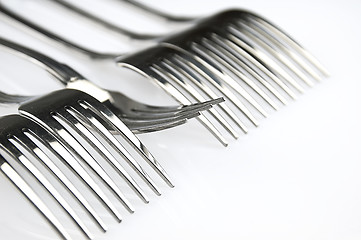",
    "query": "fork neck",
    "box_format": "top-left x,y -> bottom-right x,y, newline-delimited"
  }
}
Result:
0,37 -> 84,86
